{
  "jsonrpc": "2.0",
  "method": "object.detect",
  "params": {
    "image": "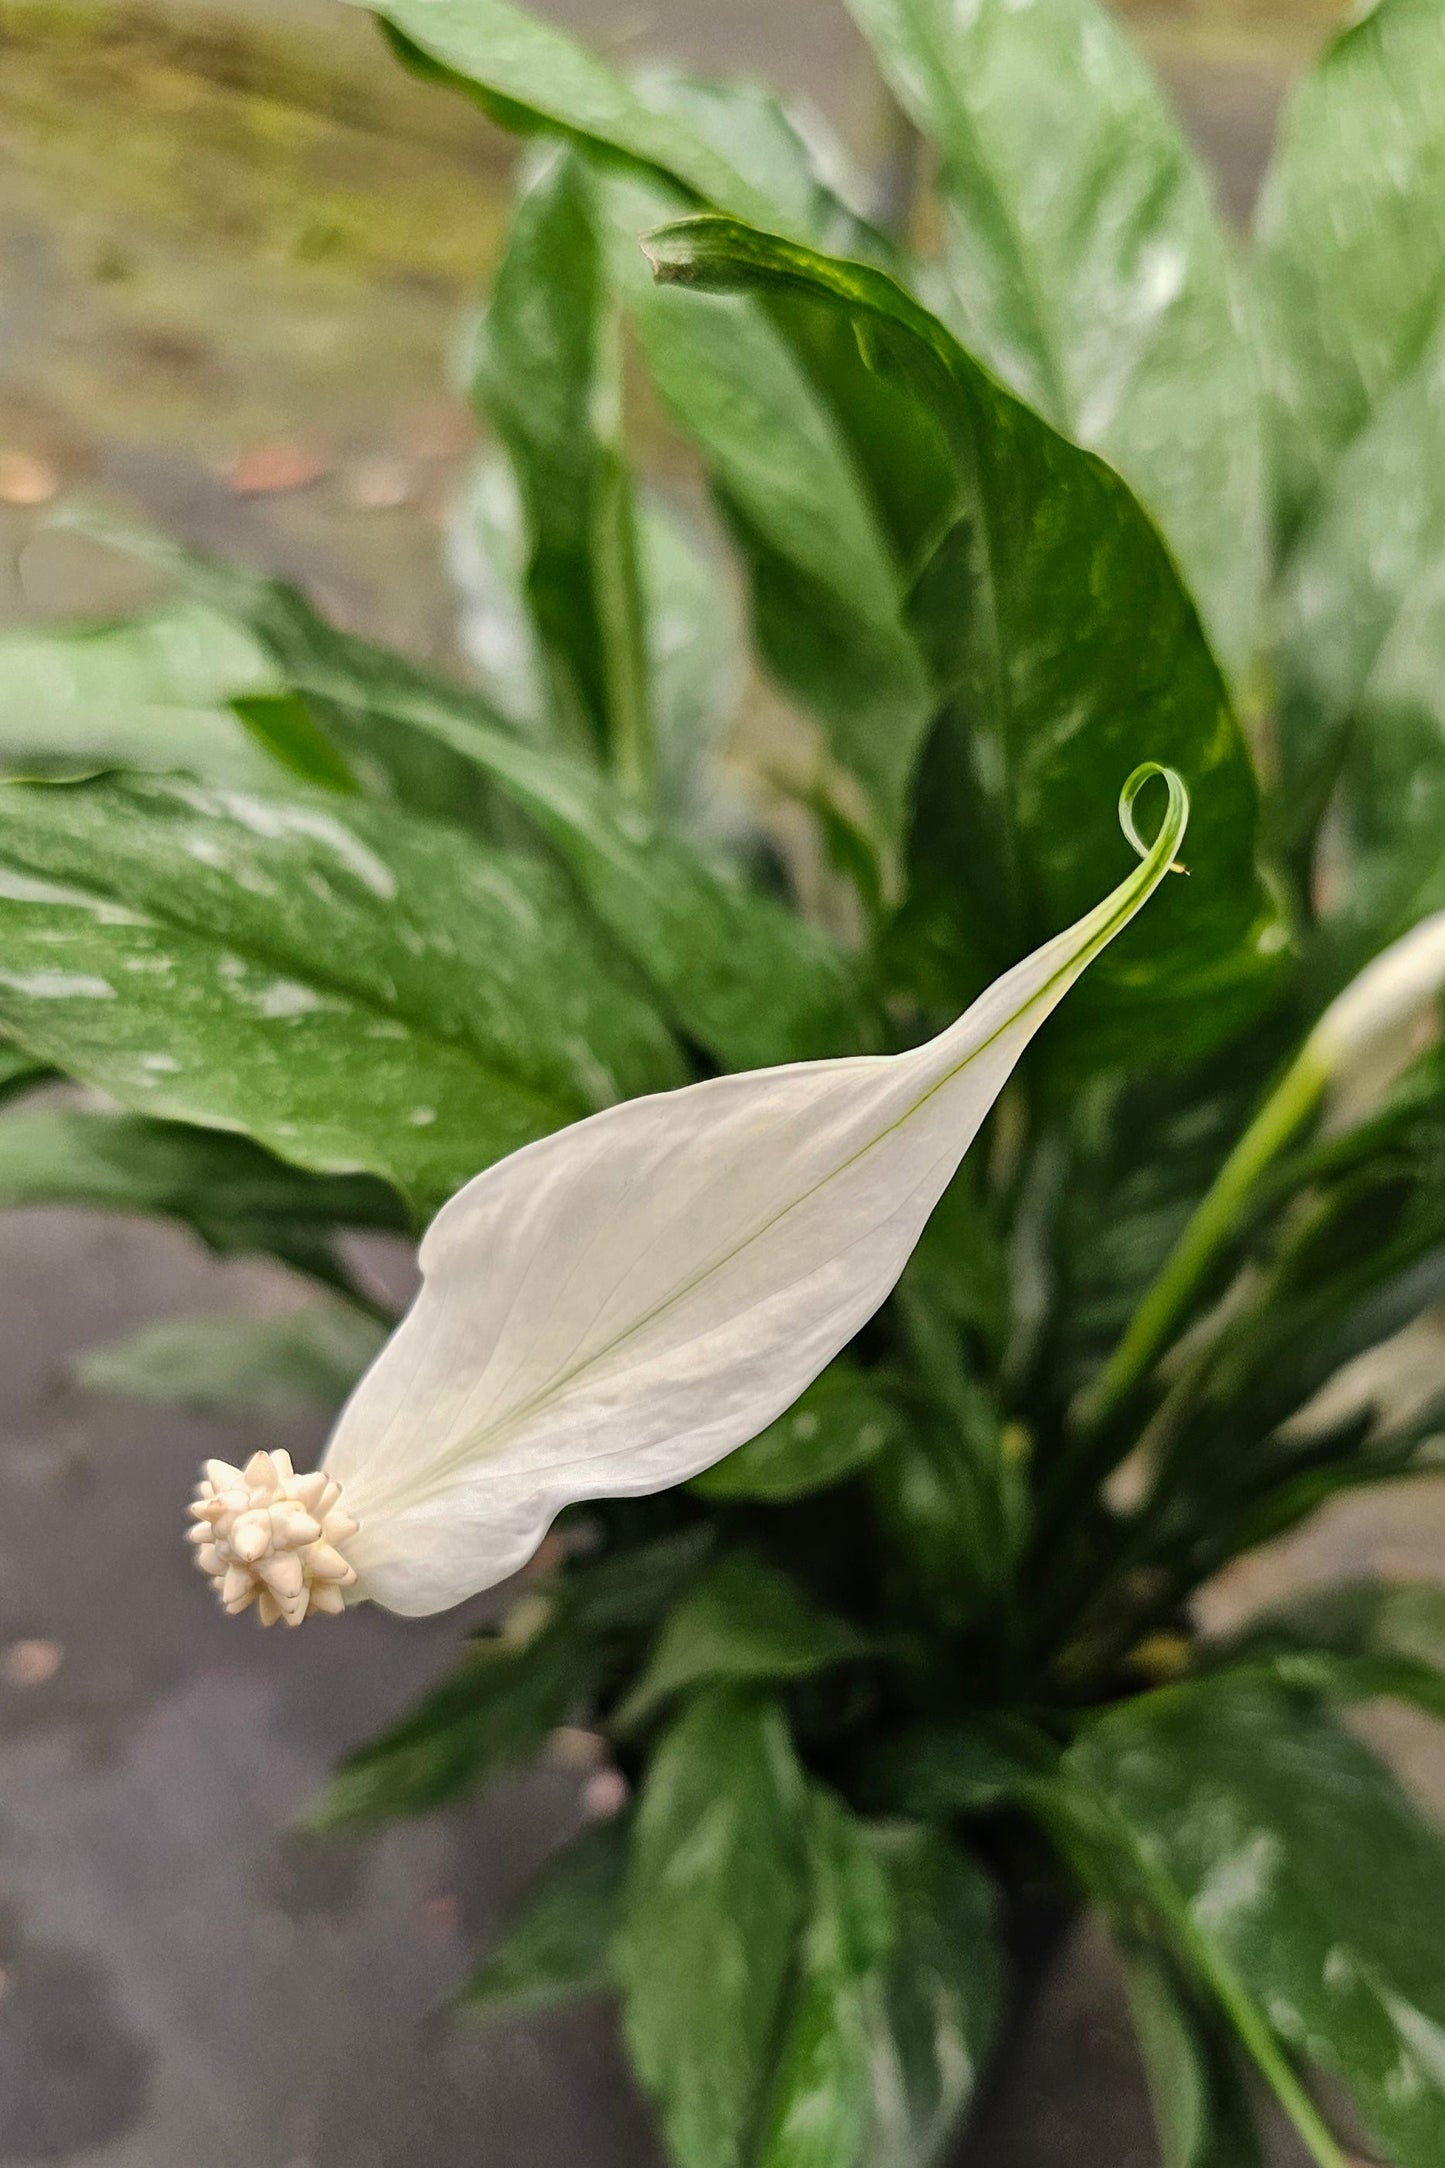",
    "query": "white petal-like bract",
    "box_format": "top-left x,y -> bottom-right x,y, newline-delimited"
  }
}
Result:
1309,909 -> 1445,1071
322,766 -> 1188,1616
